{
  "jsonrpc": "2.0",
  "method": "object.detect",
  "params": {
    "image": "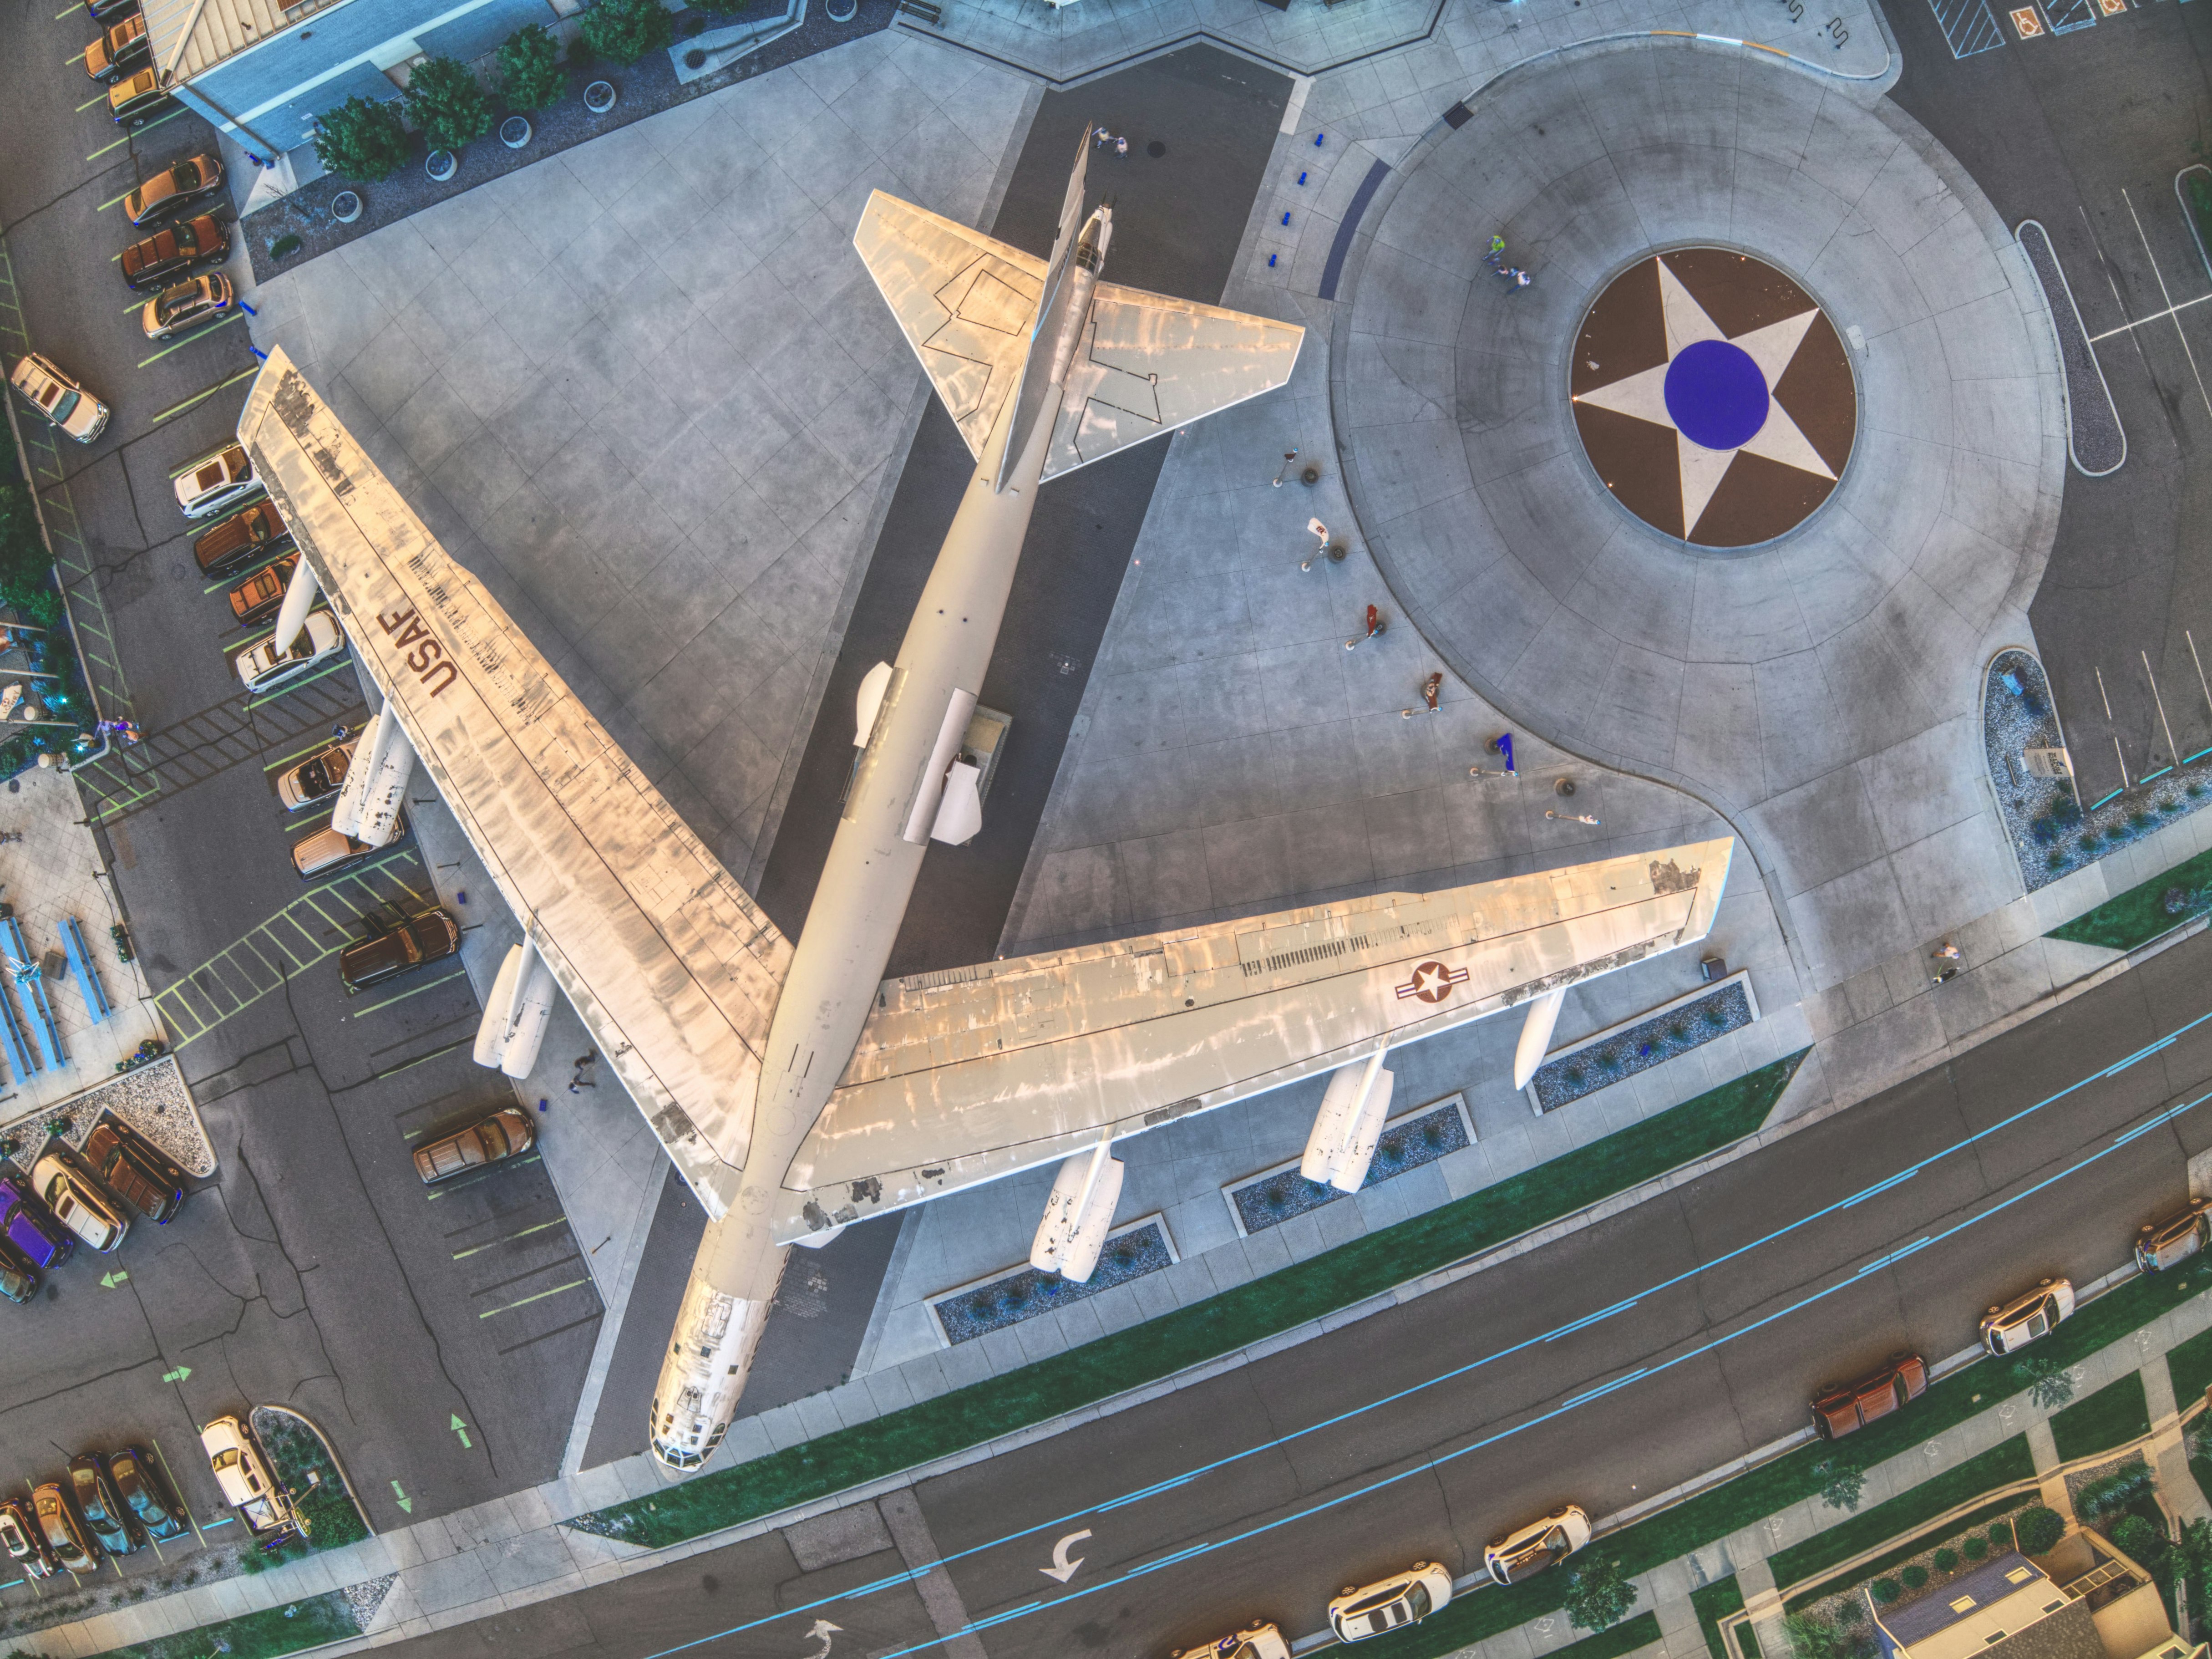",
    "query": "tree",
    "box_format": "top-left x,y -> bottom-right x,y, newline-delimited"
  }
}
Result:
579,0 -> 673,65
2014,1355 -> 2075,1410
498,23 -> 567,111
1786,1614 -> 1851,1659
405,54 -> 493,152
2110,1514 -> 2167,1570
1563,1556 -> 1636,1633
309,94 -> 413,183
2016,1506 -> 2067,1555
0,476 -> 62,628
1816,1451 -> 1867,1513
